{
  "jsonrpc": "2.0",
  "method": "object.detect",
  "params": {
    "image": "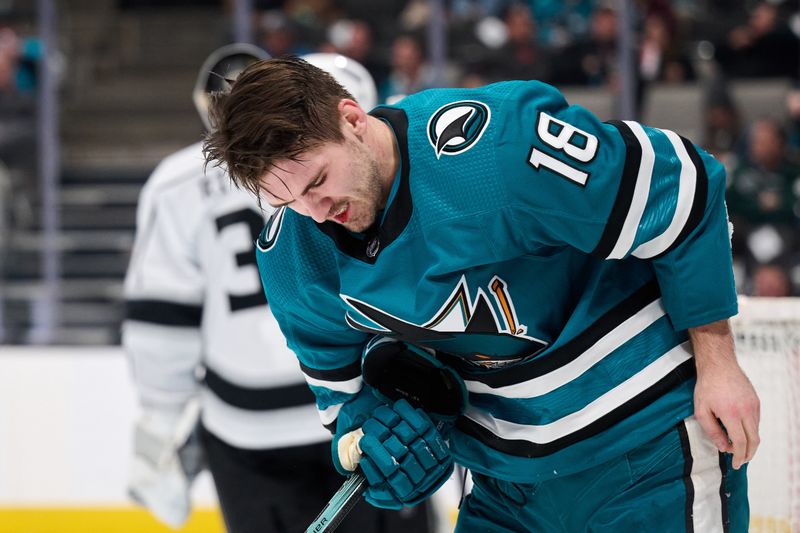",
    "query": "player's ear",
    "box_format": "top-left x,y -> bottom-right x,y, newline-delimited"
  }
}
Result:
338,98 -> 367,135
